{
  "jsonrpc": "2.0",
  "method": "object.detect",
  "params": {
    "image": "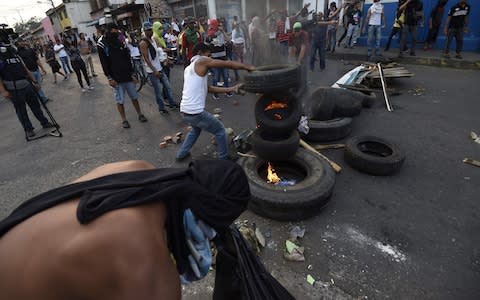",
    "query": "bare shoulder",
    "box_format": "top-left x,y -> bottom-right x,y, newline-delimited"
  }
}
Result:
55,204 -> 180,299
